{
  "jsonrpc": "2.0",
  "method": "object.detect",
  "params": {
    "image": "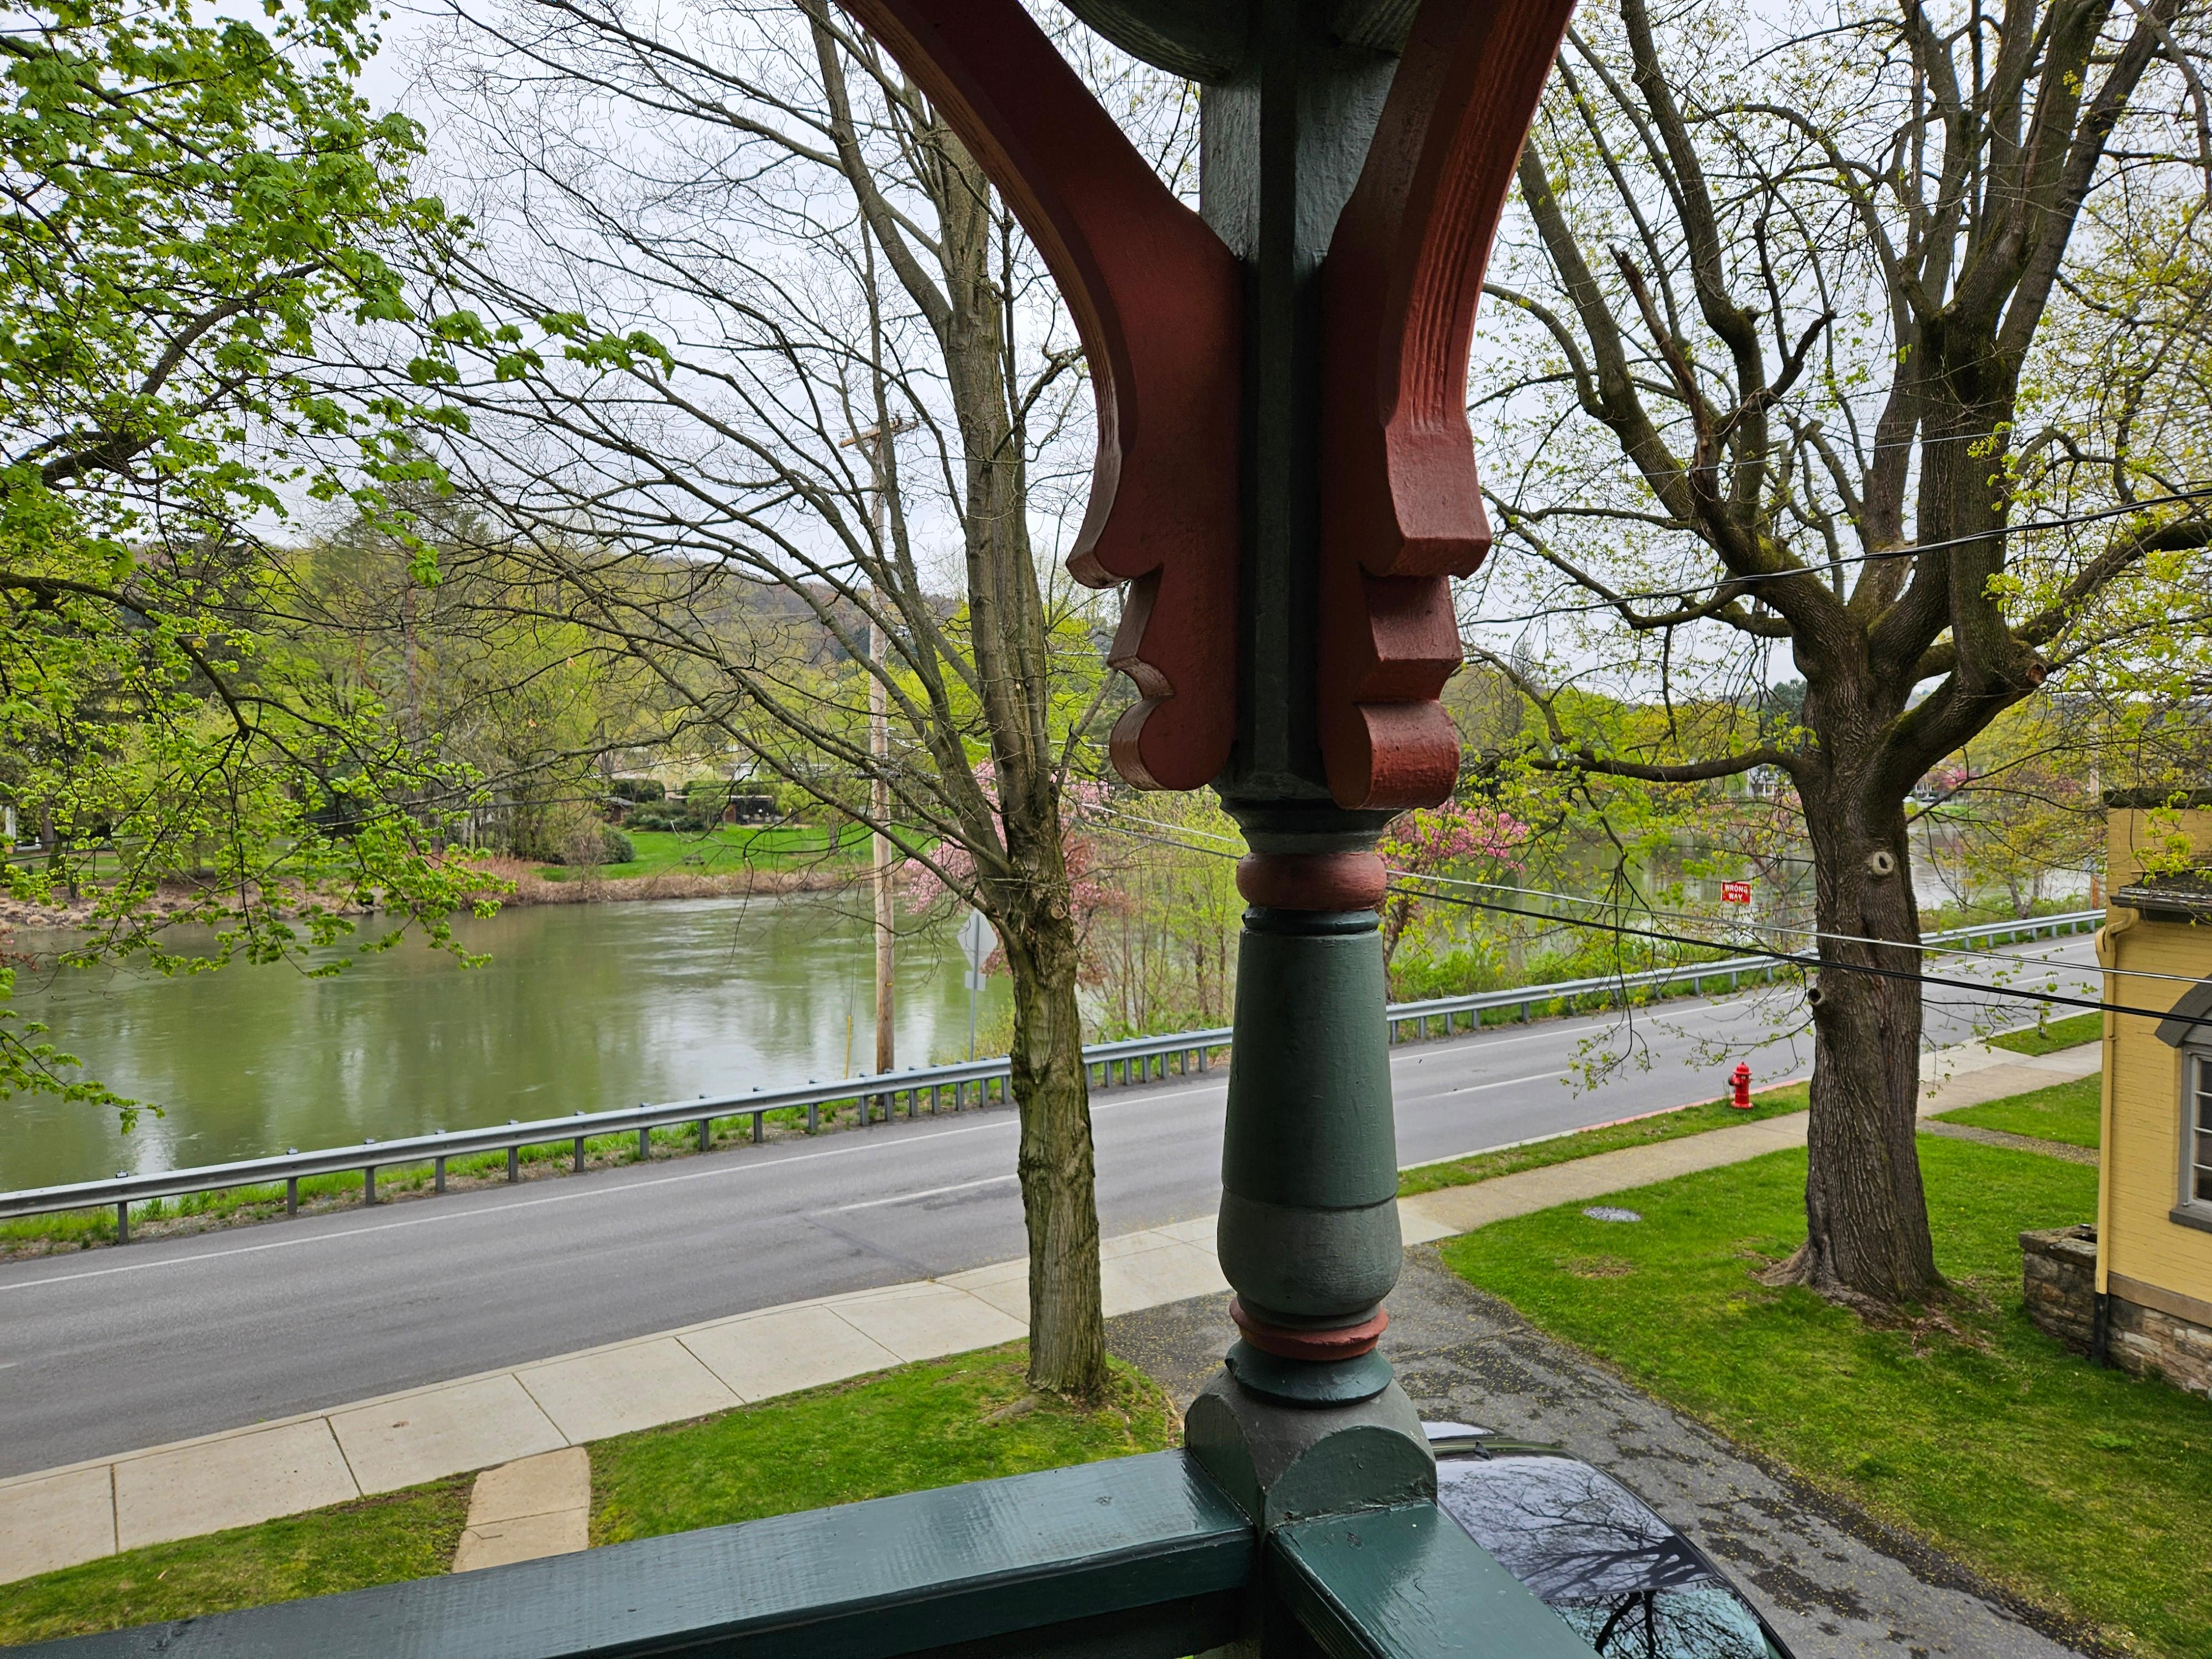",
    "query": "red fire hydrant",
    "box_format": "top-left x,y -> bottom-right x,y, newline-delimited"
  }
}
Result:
1730,1062 -> 1753,1110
